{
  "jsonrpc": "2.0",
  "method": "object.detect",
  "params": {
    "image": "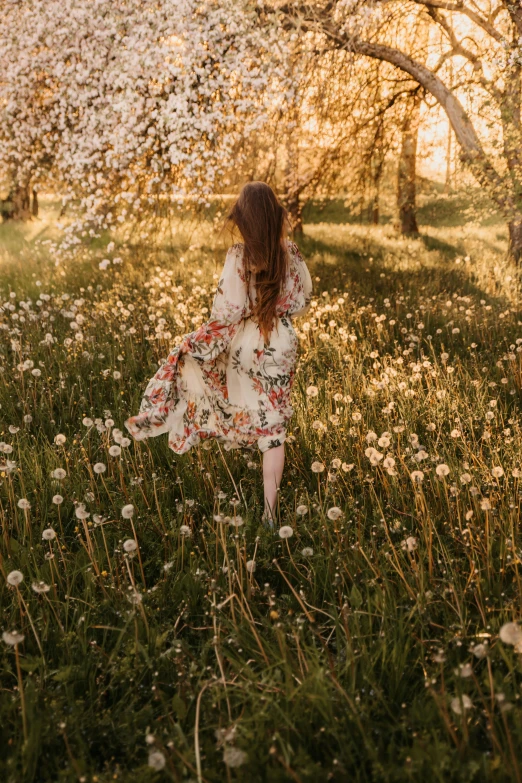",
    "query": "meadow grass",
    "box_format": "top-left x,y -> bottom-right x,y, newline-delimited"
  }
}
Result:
1,198 -> 522,782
